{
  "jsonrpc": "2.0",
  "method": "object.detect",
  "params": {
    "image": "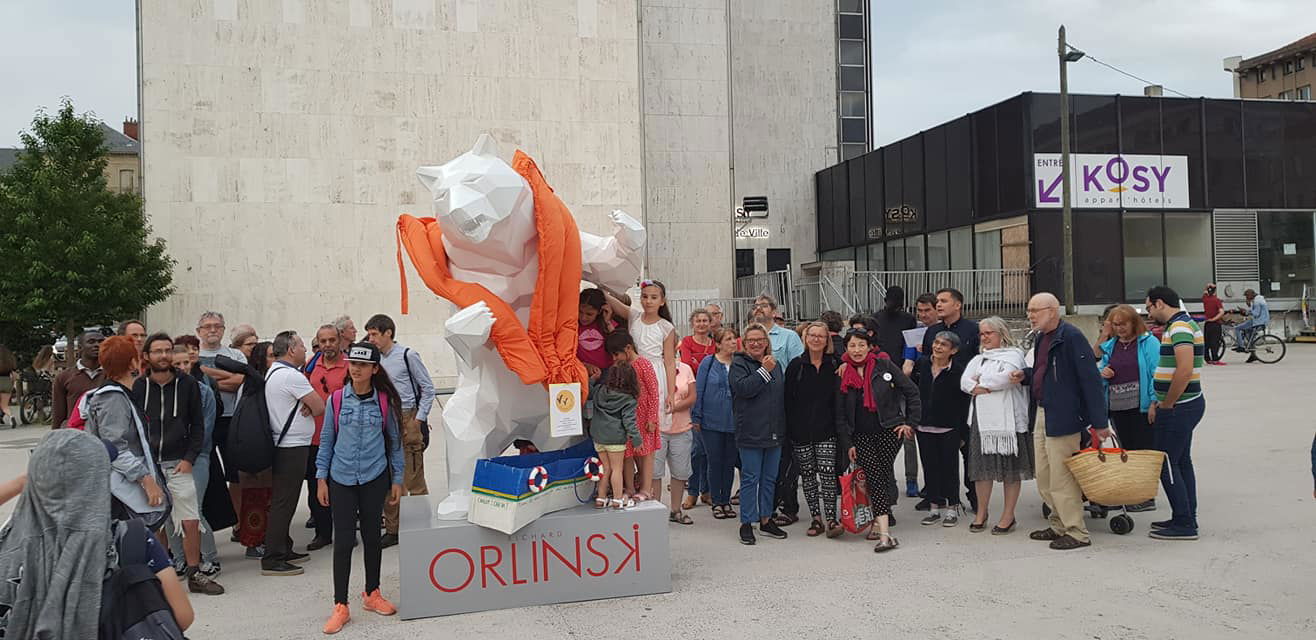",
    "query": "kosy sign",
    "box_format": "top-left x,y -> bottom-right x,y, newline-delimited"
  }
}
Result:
1034,153 -> 1188,209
